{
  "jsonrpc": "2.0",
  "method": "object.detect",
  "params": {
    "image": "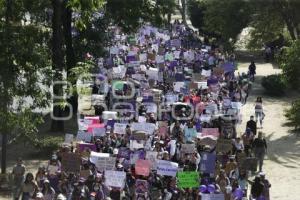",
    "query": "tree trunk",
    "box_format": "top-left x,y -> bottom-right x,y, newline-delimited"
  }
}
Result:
51,0 -> 65,132
62,2 -> 78,115
1,0 -> 13,174
181,0 -> 187,25
1,133 -> 7,174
